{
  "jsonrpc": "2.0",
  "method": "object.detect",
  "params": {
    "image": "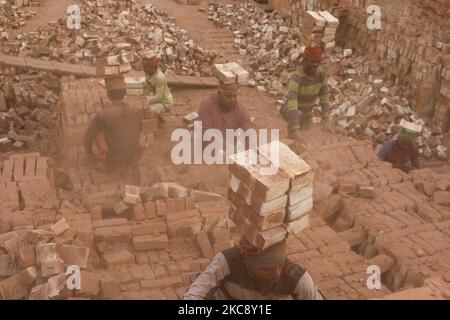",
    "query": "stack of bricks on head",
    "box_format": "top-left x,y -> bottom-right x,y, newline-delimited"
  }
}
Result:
300,11 -> 339,50
228,141 -> 314,251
